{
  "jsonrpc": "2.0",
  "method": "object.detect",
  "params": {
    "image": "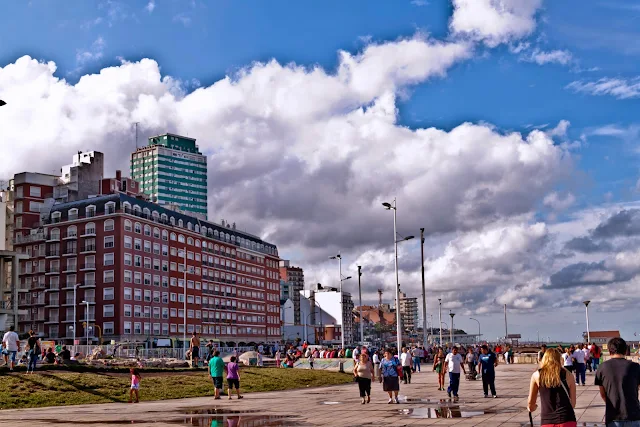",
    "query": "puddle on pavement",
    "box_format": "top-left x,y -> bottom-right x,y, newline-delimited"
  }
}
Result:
523,423 -> 603,427
399,406 -> 519,419
321,401 -> 342,405
34,415 -> 301,426
401,396 -> 473,405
